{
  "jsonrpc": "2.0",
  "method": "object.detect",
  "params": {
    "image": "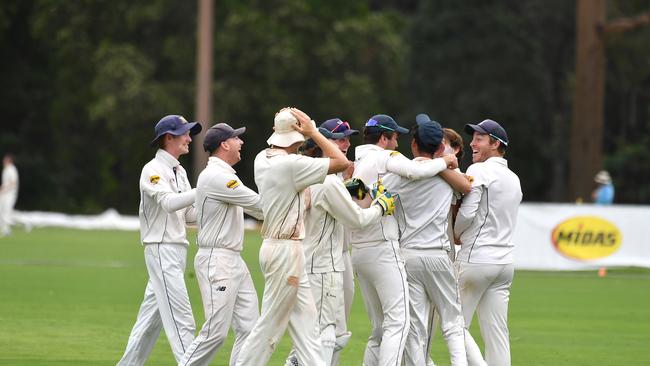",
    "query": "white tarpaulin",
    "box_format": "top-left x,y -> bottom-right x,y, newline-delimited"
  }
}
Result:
513,203 -> 650,270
